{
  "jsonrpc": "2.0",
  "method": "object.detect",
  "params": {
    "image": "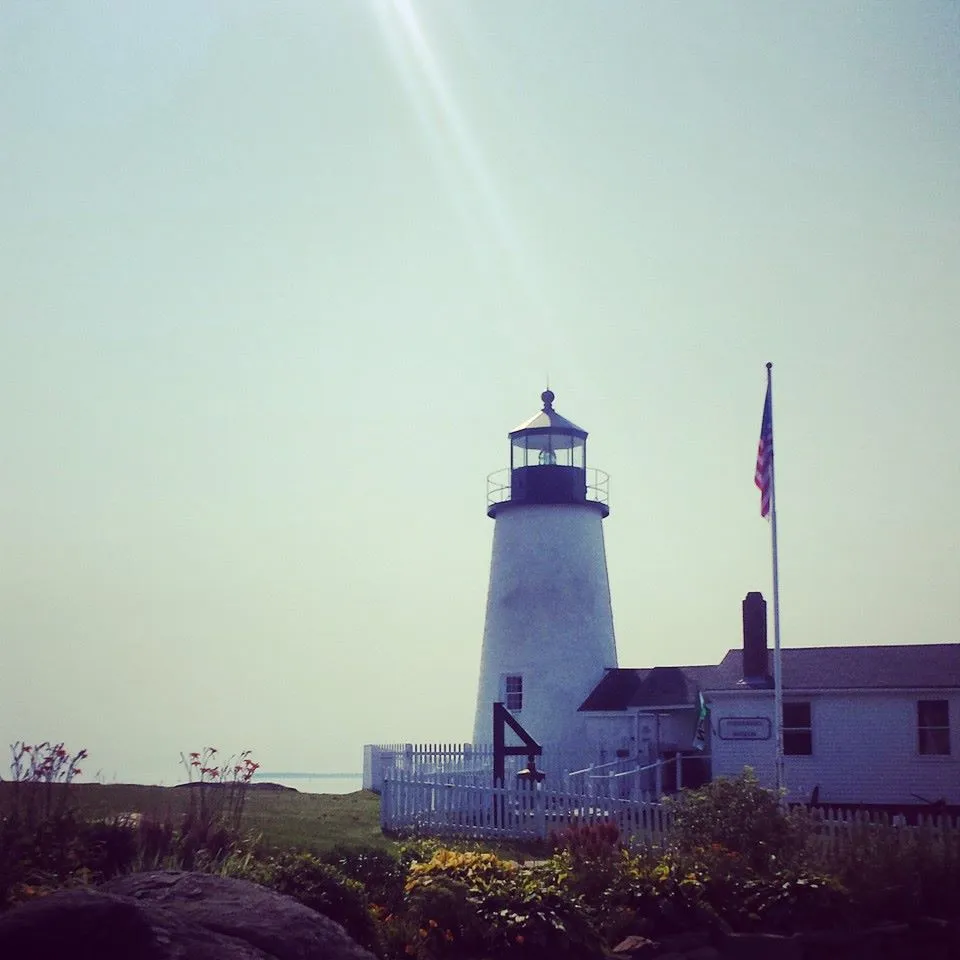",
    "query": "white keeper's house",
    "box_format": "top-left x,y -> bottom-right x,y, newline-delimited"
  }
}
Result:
580,591 -> 960,808
365,391 -> 960,812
